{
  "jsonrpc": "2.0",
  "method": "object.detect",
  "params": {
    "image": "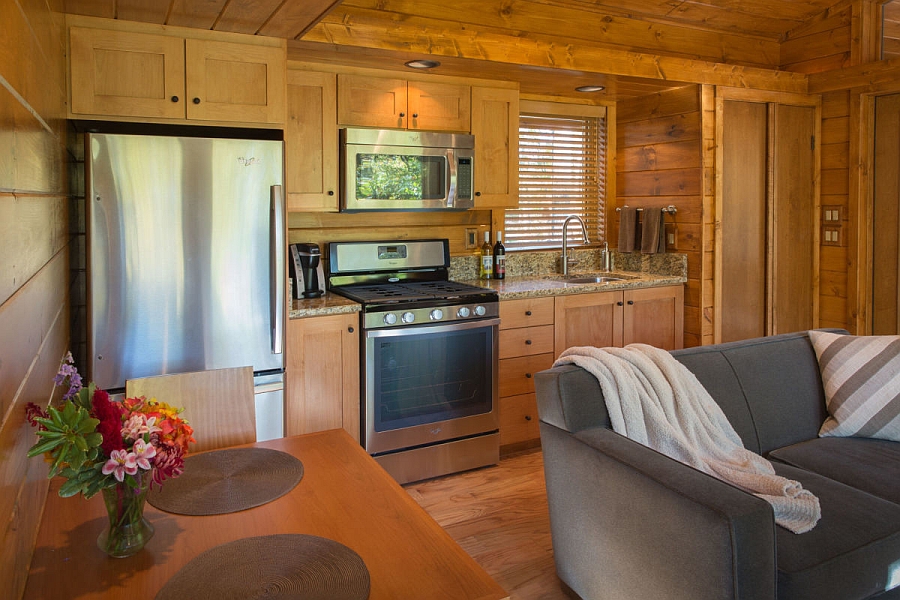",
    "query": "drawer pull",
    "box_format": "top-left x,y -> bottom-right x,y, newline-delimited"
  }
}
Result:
525,340 -> 532,345
525,310 -> 532,316
525,373 -> 532,378
525,415 -> 532,421
627,300 -> 634,305
617,301 -> 624,306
